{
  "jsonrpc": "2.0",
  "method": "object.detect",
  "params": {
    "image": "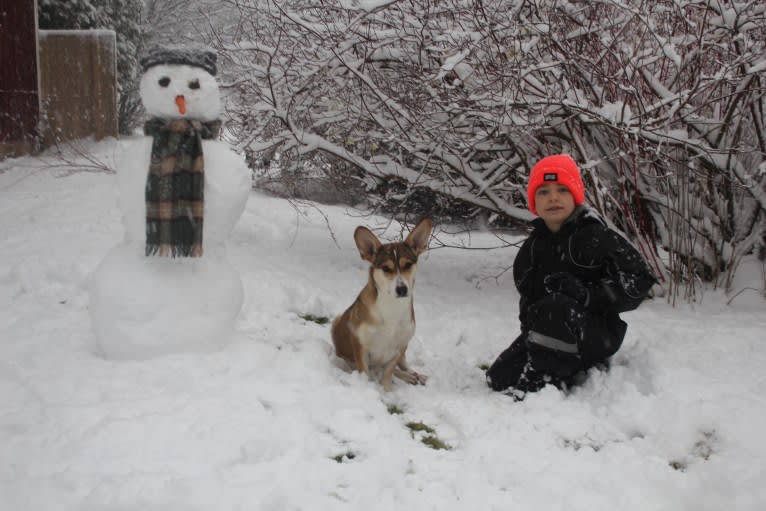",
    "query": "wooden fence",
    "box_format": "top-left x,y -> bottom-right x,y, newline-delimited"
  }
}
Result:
1,25 -> 118,159
0,0 -> 39,157
38,30 -> 118,148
